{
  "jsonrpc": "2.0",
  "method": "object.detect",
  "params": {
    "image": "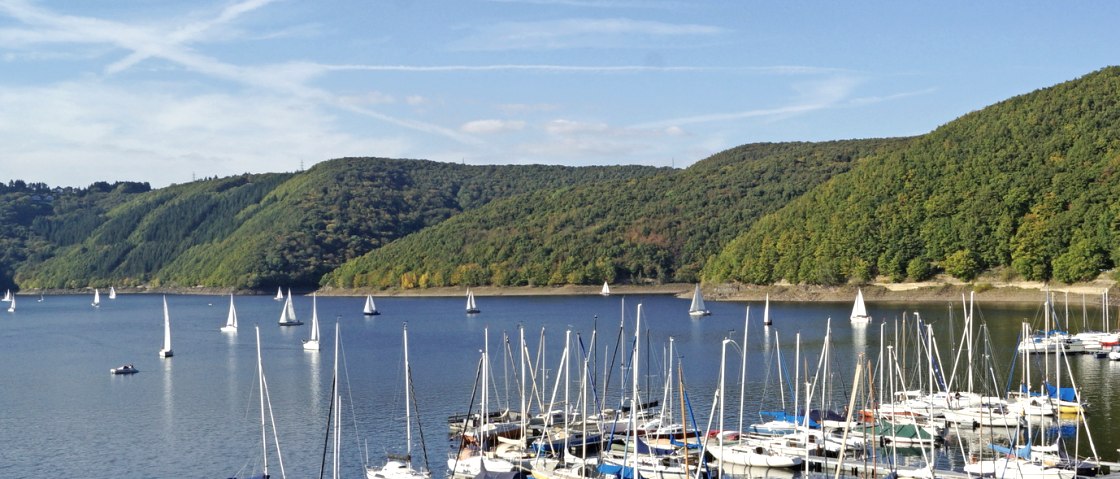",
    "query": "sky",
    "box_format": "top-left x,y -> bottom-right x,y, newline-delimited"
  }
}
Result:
1,1 -> 1118,188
